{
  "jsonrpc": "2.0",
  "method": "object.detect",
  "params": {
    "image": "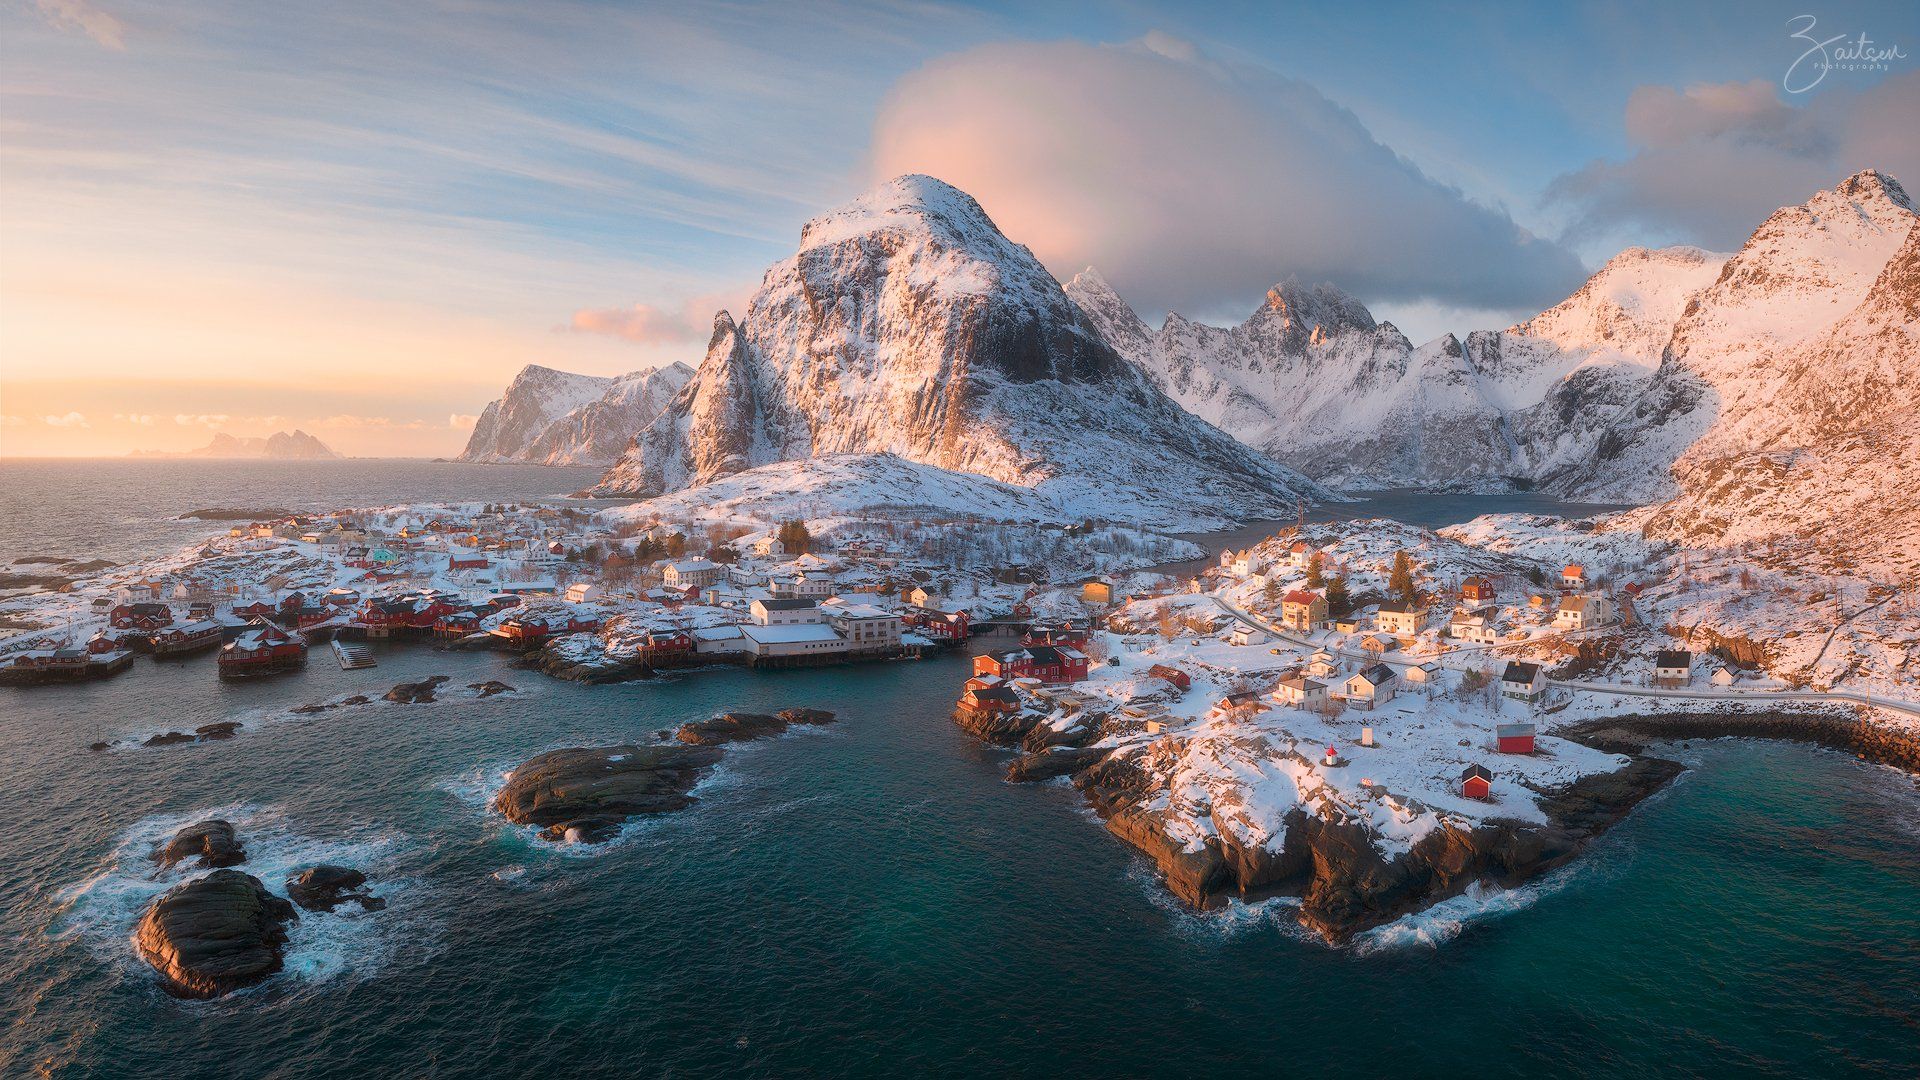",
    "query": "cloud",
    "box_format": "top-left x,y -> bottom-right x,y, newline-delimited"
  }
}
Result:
43,411 -> 90,427
31,0 -> 126,50
318,415 -> 430,430
174,413 -> 230,426
567,288 -> 749,345
447,413 -> 479,430
1548,73 -> 1920,248
113,412 -> 156,425
868,36 -> 1586,317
